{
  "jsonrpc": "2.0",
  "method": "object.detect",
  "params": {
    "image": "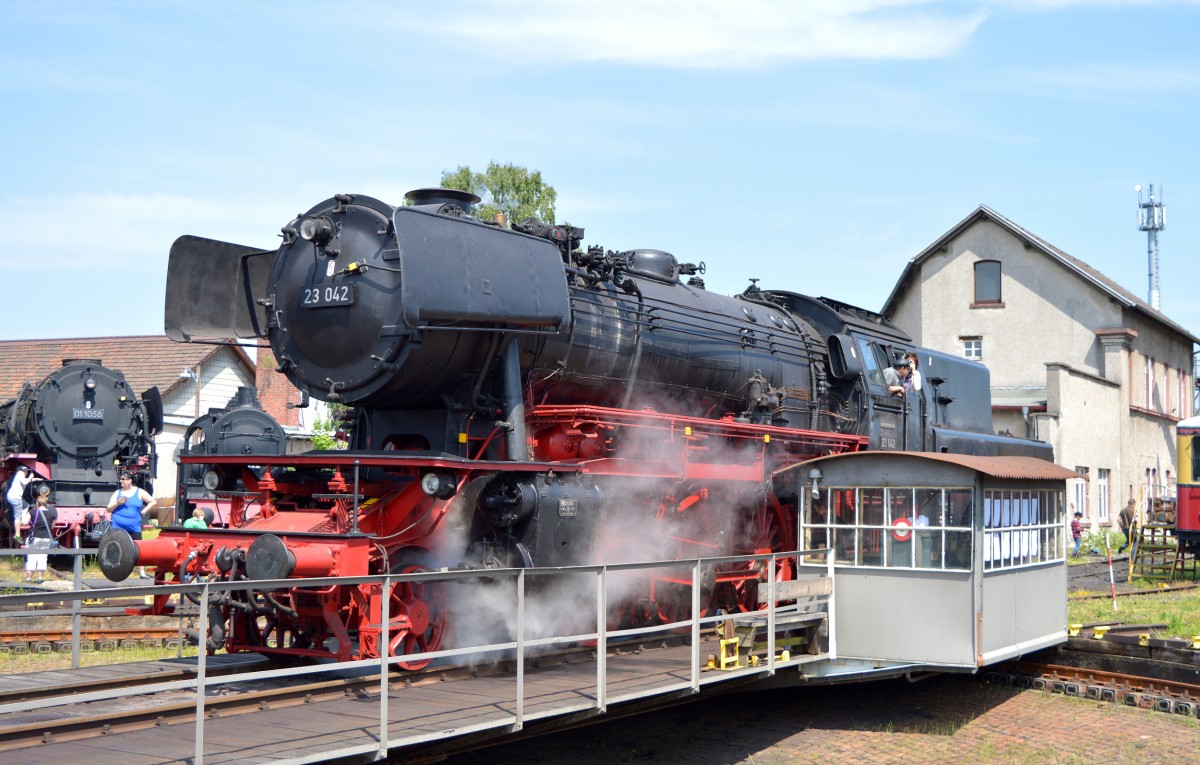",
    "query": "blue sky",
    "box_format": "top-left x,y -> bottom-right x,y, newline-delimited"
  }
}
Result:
4,1 -> 1198,345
